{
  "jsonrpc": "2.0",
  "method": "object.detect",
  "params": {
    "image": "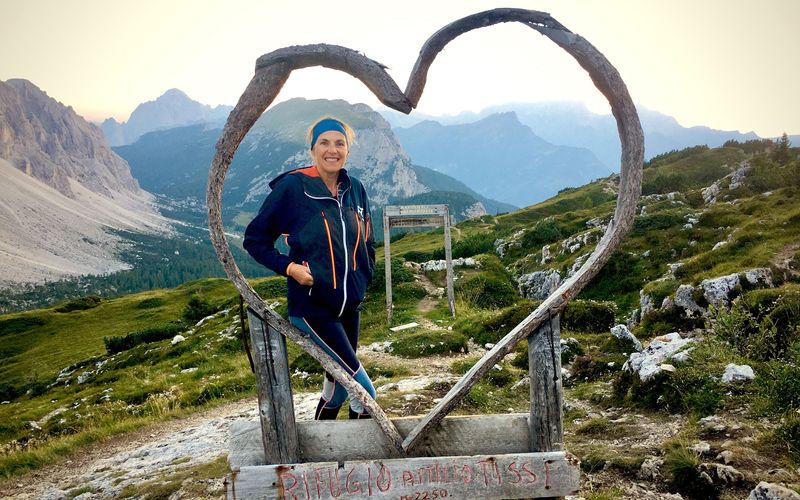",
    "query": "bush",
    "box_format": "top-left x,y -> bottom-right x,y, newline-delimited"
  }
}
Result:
368,259 -> 415,293
468,301 -> 537,346
757,361 -> 800,414
520,219 -> 563,248
104,323 -> 185,354
562,300 -> 616,333
182,296 -> 217,323
254,278 -> 288,299
134,297 -> 164,309
391,330 -> 468,358
452,233 -> 495,259
455,274 -> 518,309
54,295 -> 101,313
663,441 -> 716,499
641,307 -> 704,336
774,415 -> 800,462
290,352 -> 324,374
